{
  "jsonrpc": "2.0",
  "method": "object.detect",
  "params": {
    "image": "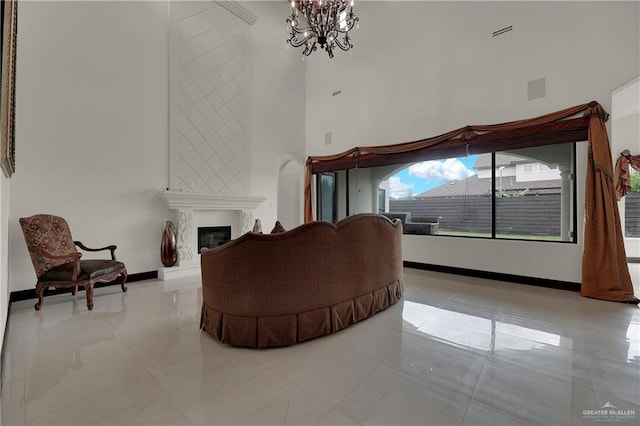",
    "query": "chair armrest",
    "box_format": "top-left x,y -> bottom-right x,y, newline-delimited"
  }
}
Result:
74,241 -> 117,260
36,248 -> 81,280
36,247 -> 82,261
